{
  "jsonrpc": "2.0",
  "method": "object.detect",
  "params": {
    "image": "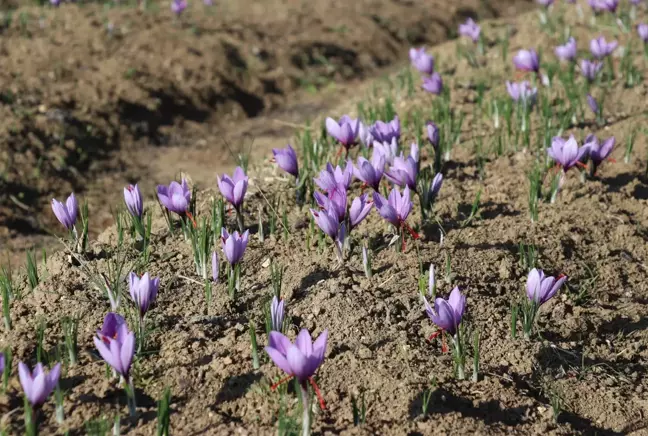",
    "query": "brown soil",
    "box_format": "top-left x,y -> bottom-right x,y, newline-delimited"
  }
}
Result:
3,1 -> 648,435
